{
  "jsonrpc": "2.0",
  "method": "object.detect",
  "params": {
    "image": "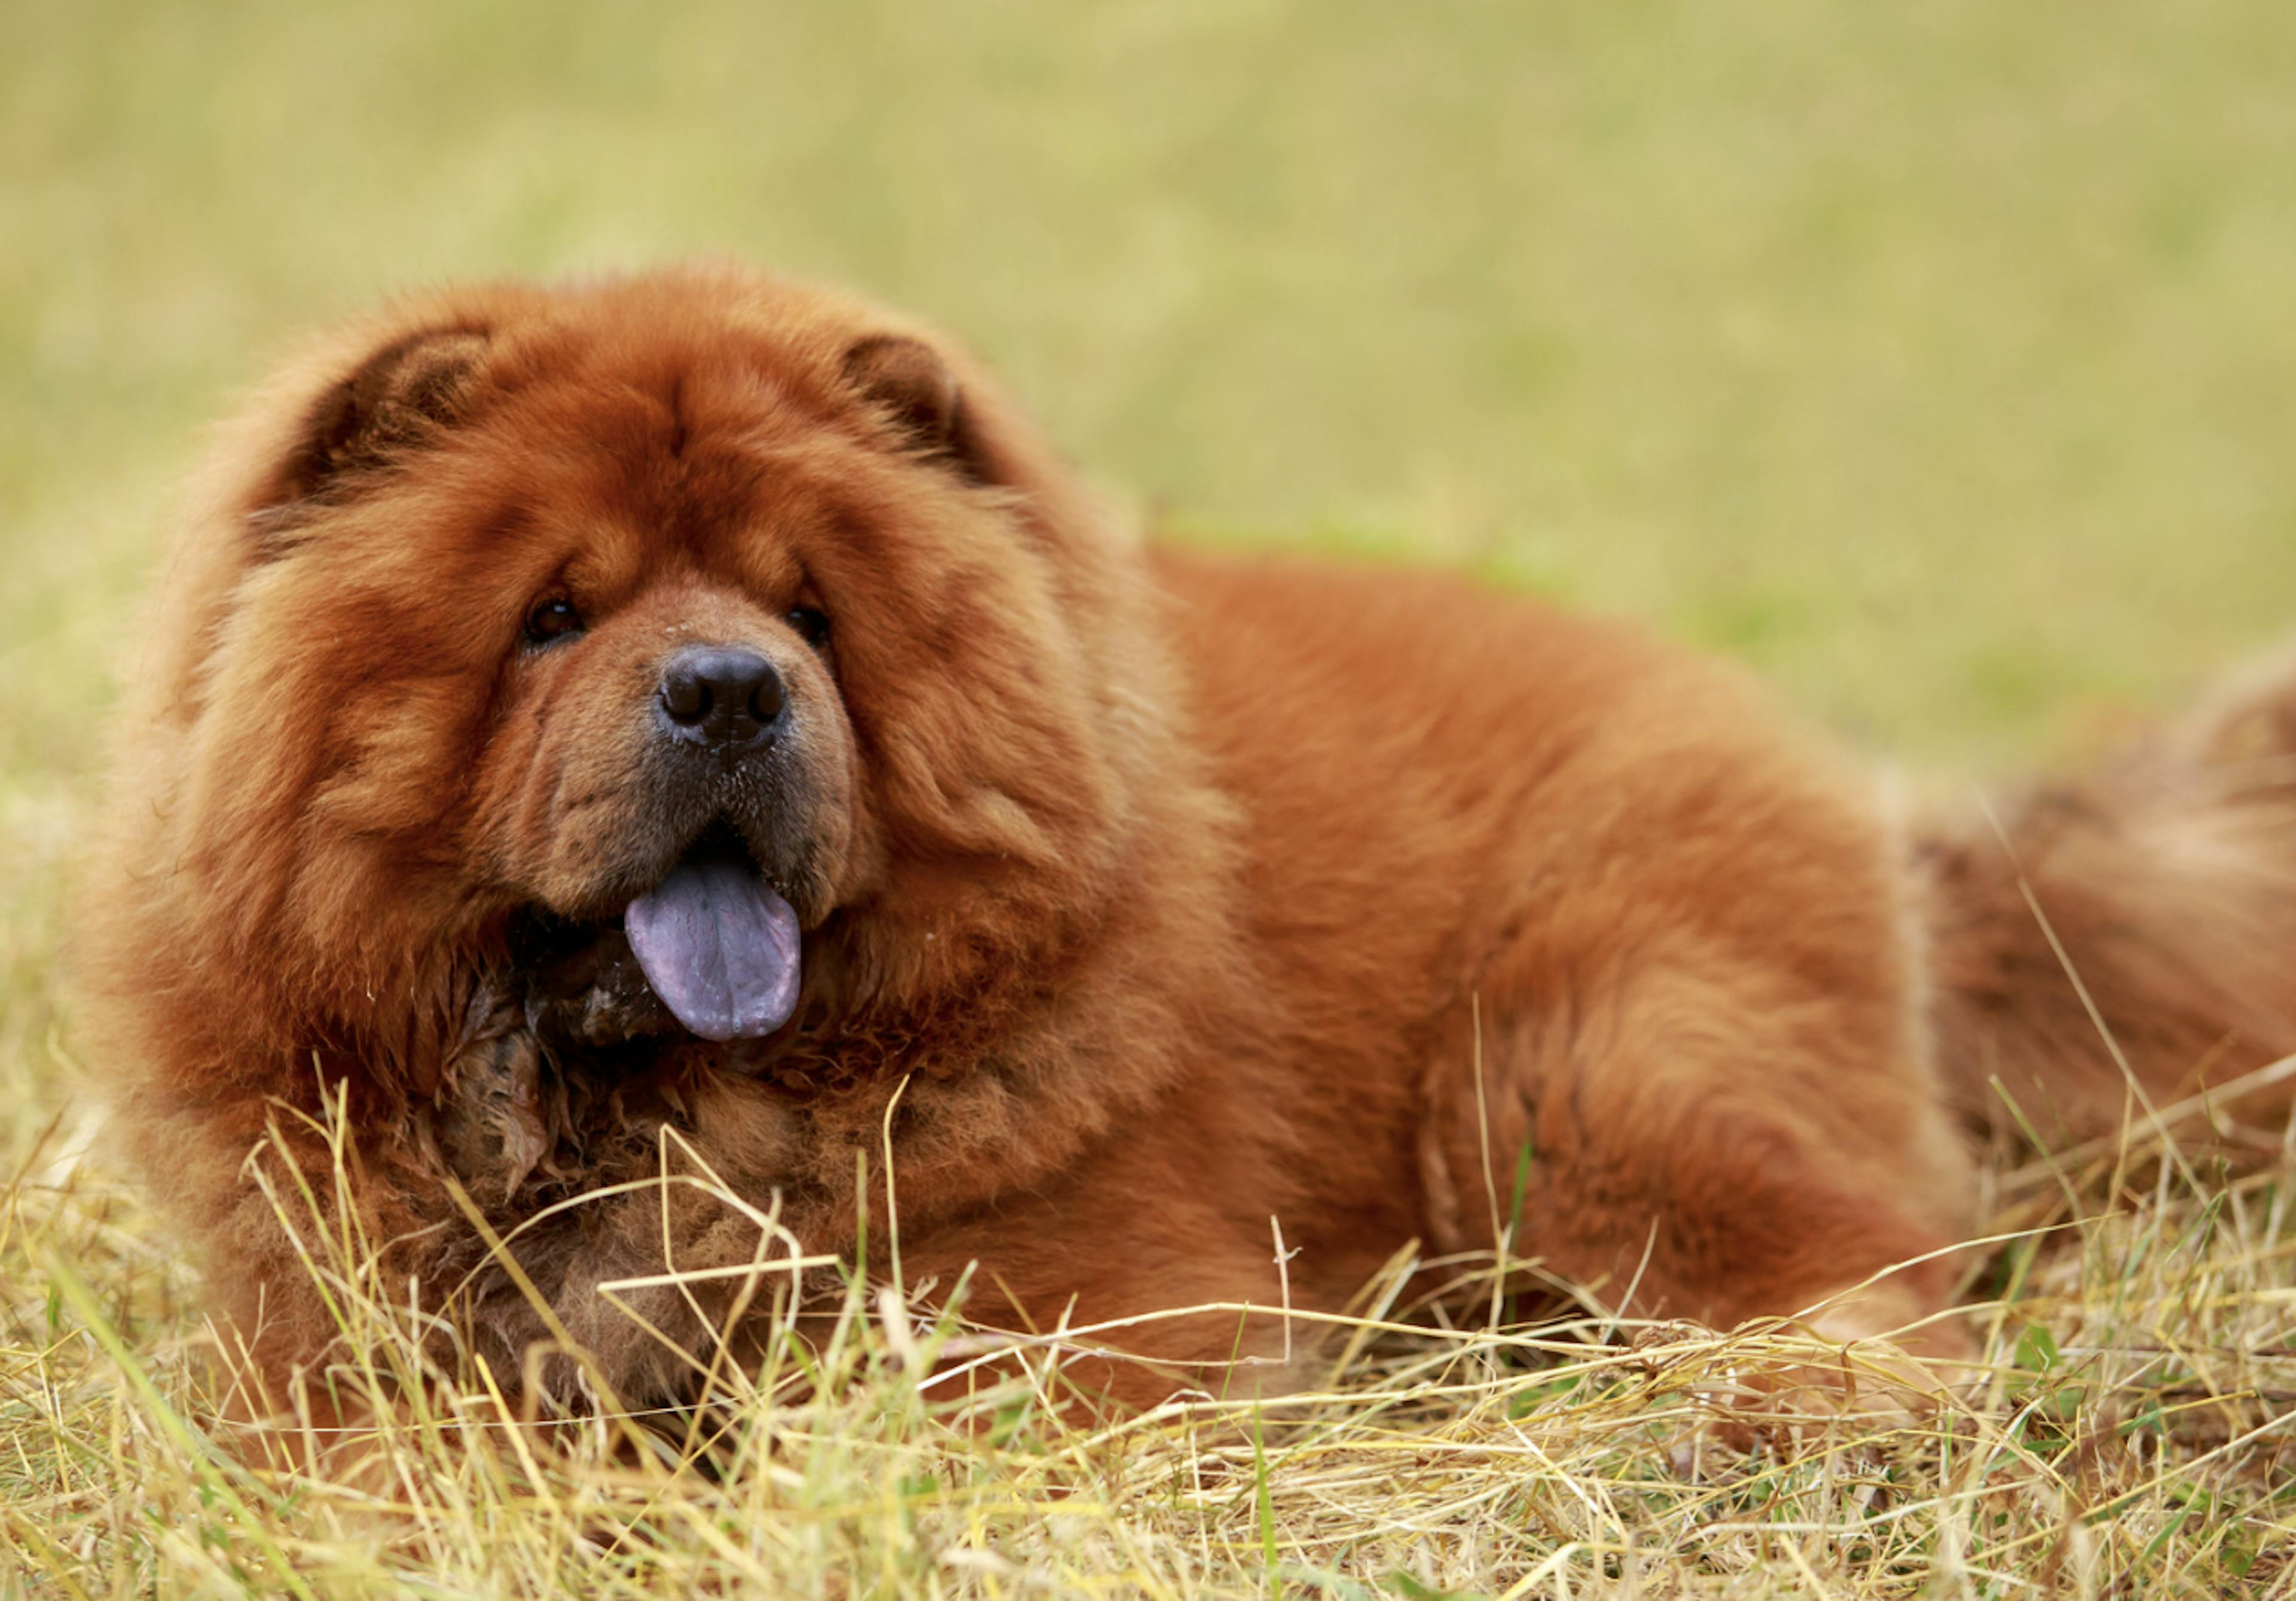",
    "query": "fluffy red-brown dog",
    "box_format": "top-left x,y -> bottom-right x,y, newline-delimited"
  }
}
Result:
79,266 -> 2296,1422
